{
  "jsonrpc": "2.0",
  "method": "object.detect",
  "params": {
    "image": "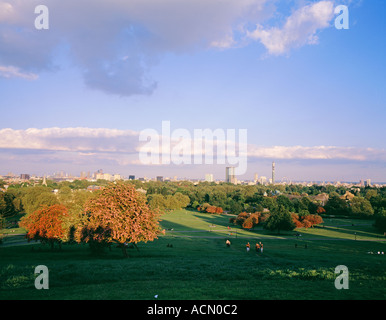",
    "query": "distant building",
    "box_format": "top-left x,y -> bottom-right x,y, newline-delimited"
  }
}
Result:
226,167 -> 236,184
313,193 -> 329,206
254,173 -> 258,183
340,191 -> 355,201
20,174 -> 30,180
87,185 -> 103,192
156,176 -> 164,182
113,174 -> 122,181
95,173 -> 116,181
128,175 -> 135,180
205,173 -> 214,182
